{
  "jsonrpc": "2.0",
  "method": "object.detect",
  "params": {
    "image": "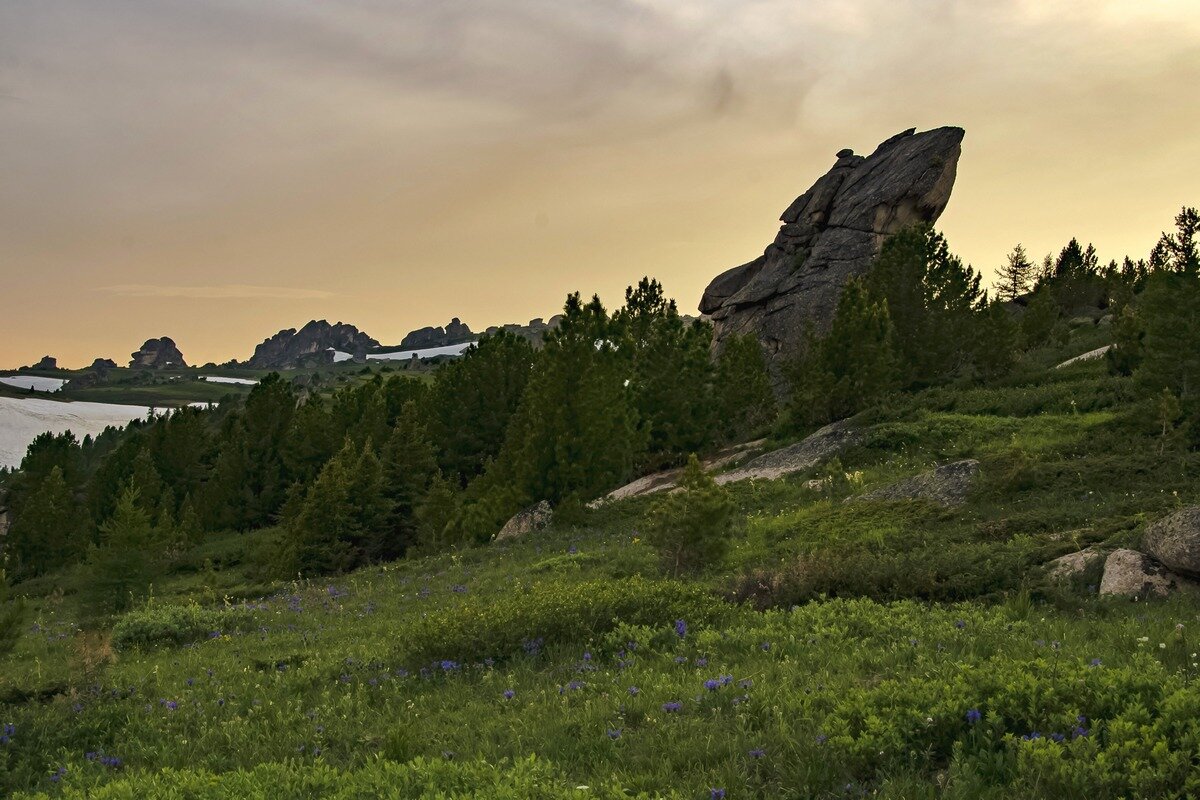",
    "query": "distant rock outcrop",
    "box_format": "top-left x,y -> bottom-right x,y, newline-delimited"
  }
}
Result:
25,356 -> 57,371
700,126 -> 964,379
247,320 -> 379,369
399,318 -> 476,351
483,316 -> 564,345
130,337 -> 187,369
90,358 -> 118,372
